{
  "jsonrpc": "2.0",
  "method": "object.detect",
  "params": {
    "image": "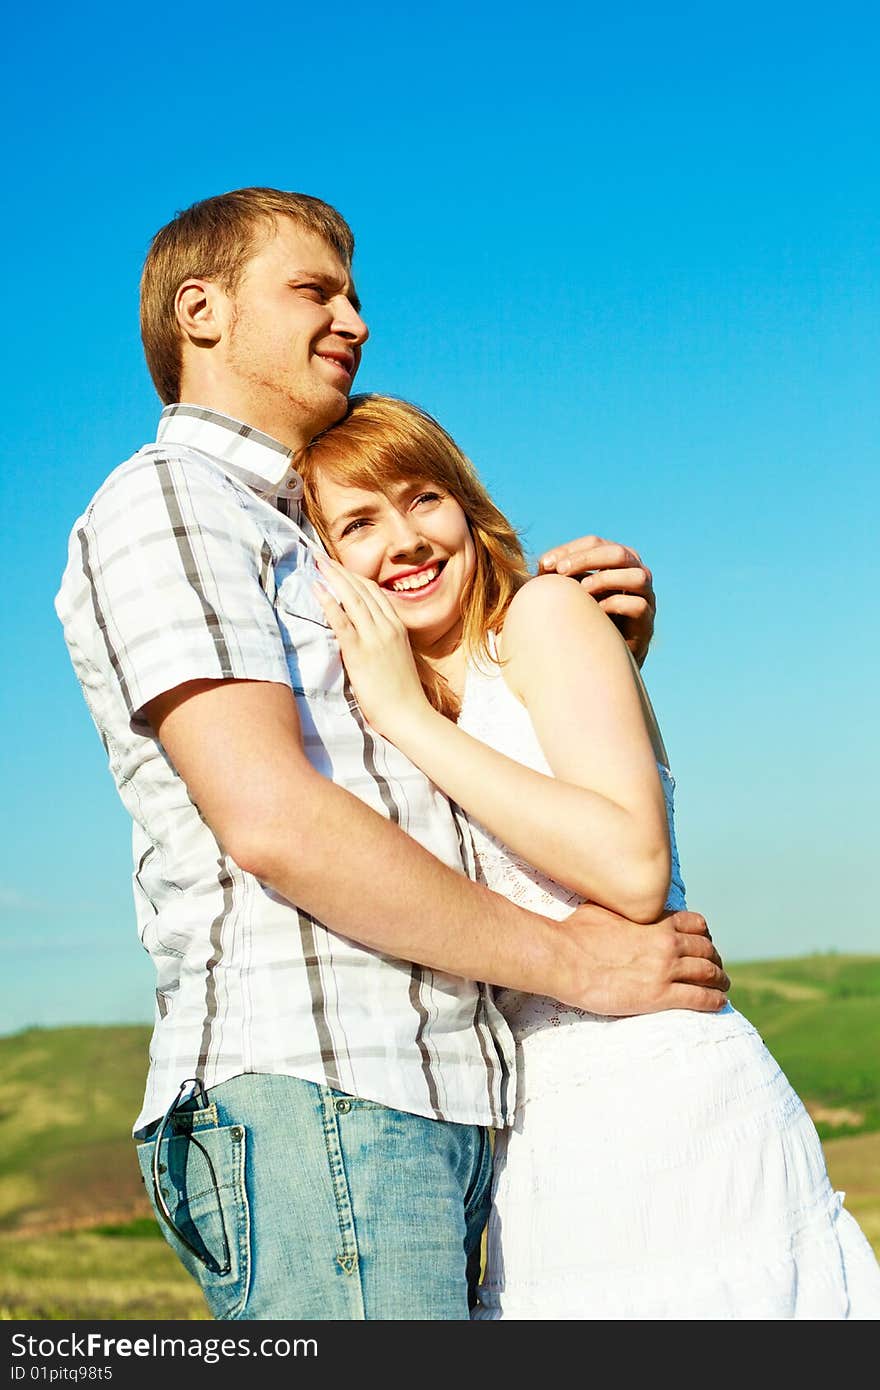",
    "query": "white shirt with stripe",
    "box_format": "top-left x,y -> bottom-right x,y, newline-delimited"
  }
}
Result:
55,405 -> 516,1132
